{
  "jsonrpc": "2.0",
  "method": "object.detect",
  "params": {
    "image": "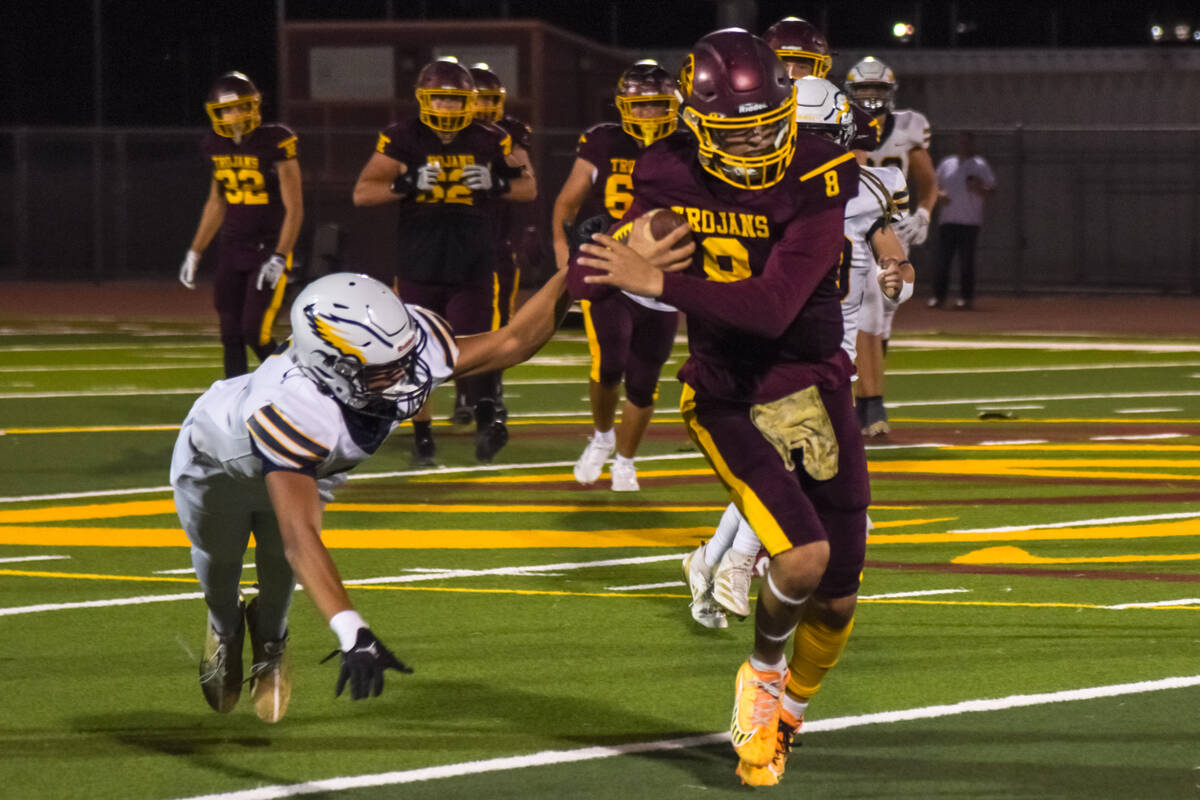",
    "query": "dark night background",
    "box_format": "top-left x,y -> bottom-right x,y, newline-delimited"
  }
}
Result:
2,0 -> 1197,126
